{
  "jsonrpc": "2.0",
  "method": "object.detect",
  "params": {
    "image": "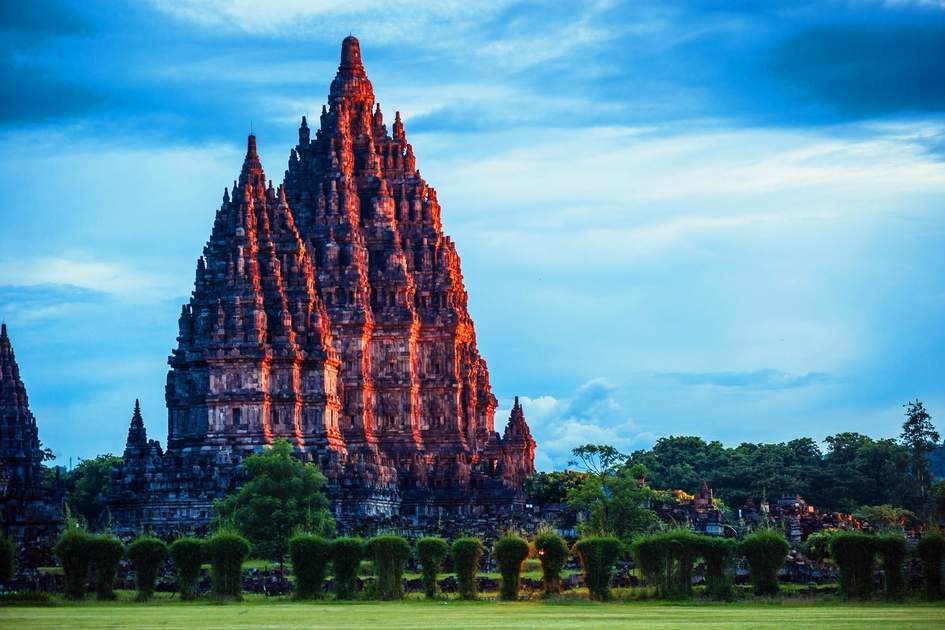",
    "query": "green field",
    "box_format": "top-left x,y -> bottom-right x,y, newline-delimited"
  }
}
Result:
2,600 -> 944,629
